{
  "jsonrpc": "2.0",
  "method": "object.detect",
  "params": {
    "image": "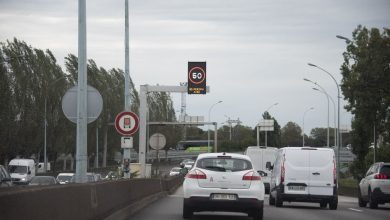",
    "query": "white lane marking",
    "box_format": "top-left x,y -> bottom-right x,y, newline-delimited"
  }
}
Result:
349,208 -> 363,212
